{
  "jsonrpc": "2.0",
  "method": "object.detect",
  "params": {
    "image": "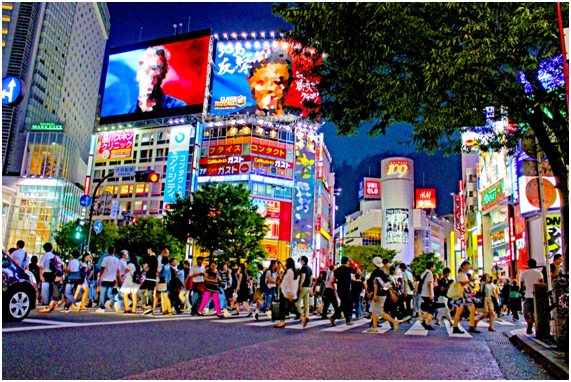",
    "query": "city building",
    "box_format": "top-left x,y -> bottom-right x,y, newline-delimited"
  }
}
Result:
2,2 -> 110,255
